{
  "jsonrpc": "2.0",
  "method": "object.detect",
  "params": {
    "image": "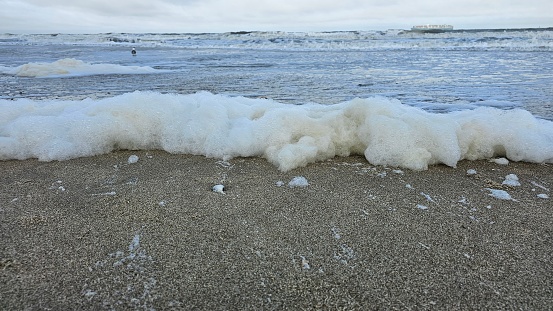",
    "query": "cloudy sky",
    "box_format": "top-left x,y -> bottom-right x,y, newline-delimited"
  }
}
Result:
1,0 -> 552,34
